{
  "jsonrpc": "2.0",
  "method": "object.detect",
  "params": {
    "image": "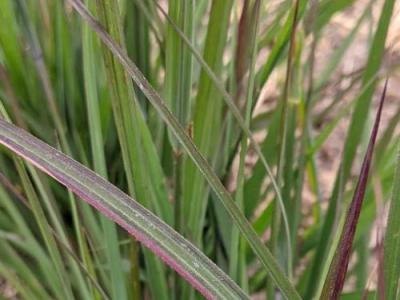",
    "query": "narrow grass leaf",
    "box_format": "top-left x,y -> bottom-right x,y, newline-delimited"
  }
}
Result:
230,0 -> 261,288
82,1 -> 125,297
320,80 -> 388,300
94,0 -> 171,297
